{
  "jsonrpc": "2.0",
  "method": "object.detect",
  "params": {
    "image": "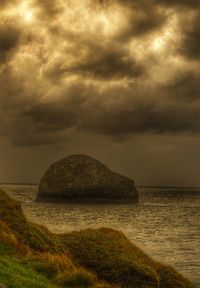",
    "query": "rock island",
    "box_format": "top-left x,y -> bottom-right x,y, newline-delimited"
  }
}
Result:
38,154 -> 139,202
